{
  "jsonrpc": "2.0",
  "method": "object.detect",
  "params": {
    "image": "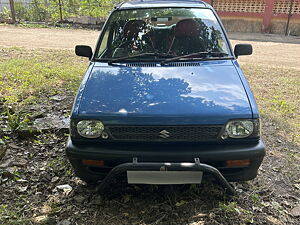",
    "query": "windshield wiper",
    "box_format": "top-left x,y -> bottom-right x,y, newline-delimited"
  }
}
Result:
107,52 -> 174,65
161,51 -> 231,65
